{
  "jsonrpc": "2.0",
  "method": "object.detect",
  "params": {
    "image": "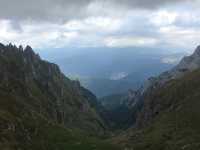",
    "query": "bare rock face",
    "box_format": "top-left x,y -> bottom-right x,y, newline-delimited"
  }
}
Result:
159,45 -> 200,82
176,46 -> 200,70
148,45 -> 200,90
134,45 -> 200,127
119,45 -> 200,129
